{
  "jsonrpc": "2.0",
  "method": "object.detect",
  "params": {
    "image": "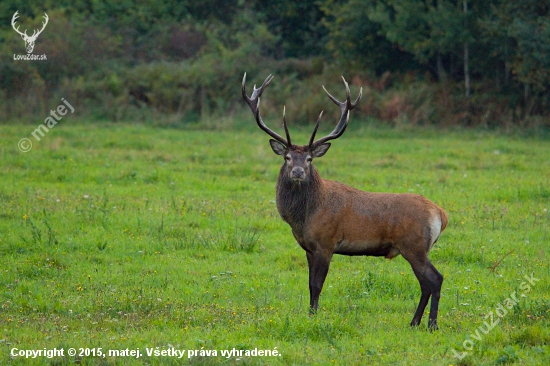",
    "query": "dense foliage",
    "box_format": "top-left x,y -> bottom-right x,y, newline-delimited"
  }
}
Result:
0,0 -> 548,127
